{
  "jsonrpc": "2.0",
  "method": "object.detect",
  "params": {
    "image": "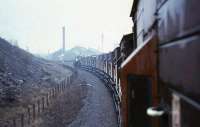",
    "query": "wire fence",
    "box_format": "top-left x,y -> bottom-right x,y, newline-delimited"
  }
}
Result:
0,73 -> 75,127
